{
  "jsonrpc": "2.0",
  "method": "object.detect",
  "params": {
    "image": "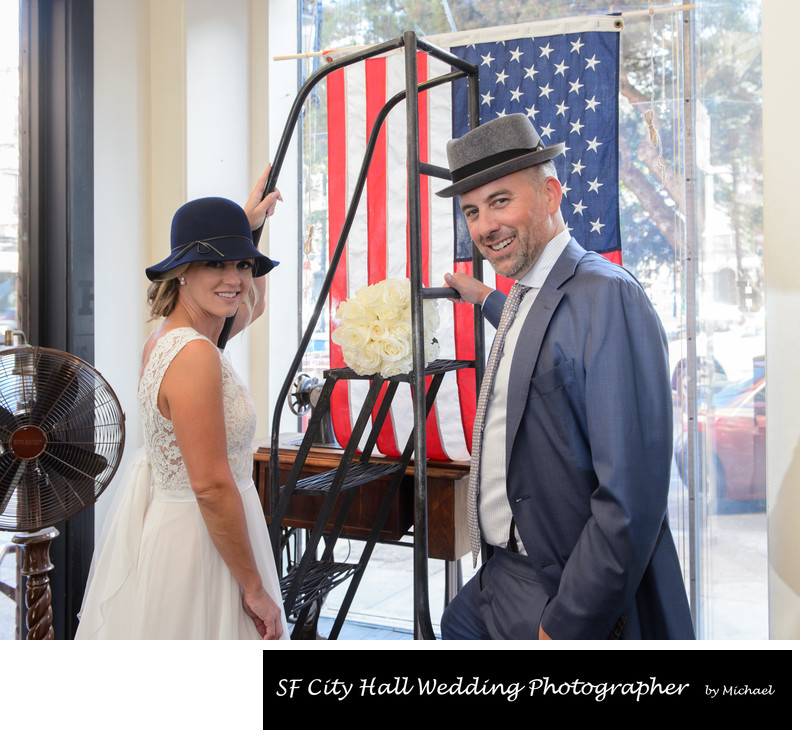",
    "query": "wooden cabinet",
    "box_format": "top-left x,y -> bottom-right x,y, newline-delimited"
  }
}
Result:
254,444 -> 470,561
